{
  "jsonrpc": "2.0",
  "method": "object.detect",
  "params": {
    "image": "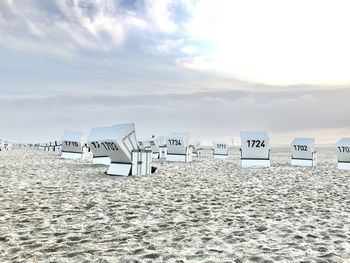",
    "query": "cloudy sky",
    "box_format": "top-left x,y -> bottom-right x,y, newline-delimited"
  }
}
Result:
1,0 -> 350,144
